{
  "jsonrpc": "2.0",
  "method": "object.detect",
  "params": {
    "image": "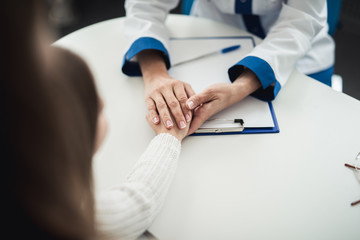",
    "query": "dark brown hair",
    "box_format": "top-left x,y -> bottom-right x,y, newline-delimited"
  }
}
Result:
1,1 -> 99,239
